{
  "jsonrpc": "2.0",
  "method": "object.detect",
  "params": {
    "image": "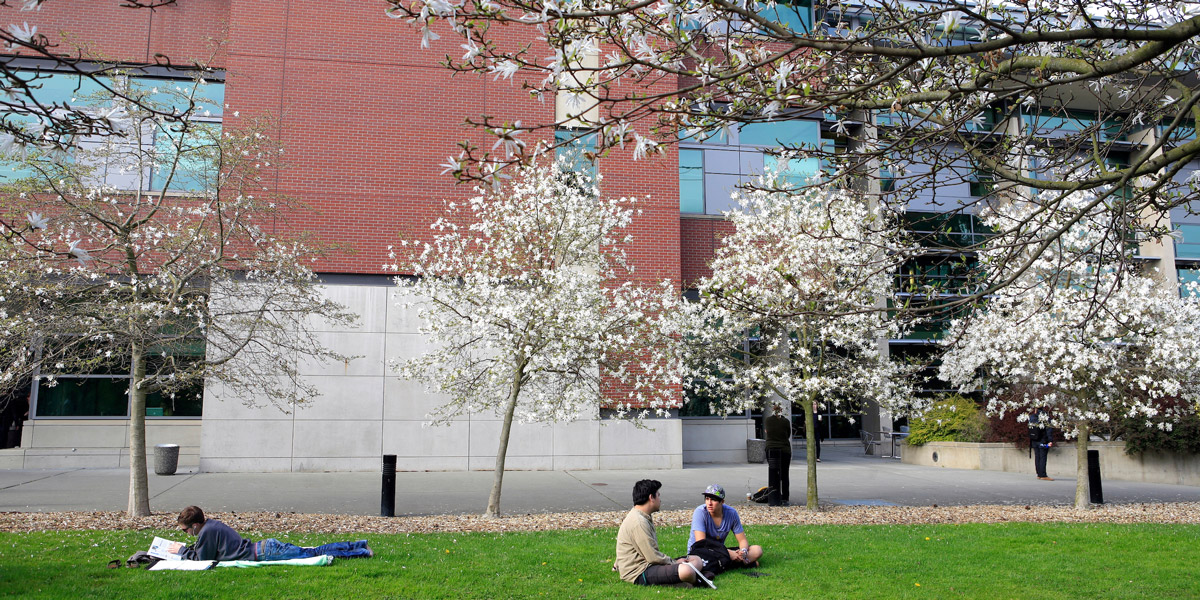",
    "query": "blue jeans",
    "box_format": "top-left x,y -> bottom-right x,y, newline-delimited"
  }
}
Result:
256,538 -> 371,561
